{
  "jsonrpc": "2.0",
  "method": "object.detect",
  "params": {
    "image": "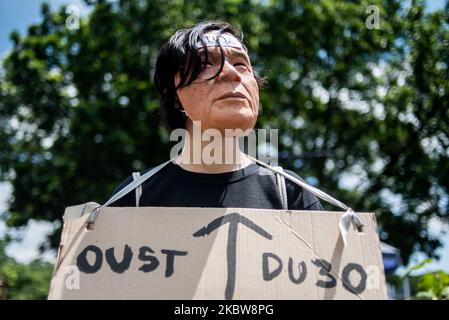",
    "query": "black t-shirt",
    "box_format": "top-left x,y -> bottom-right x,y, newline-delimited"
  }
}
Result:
108,161 -> 324,210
